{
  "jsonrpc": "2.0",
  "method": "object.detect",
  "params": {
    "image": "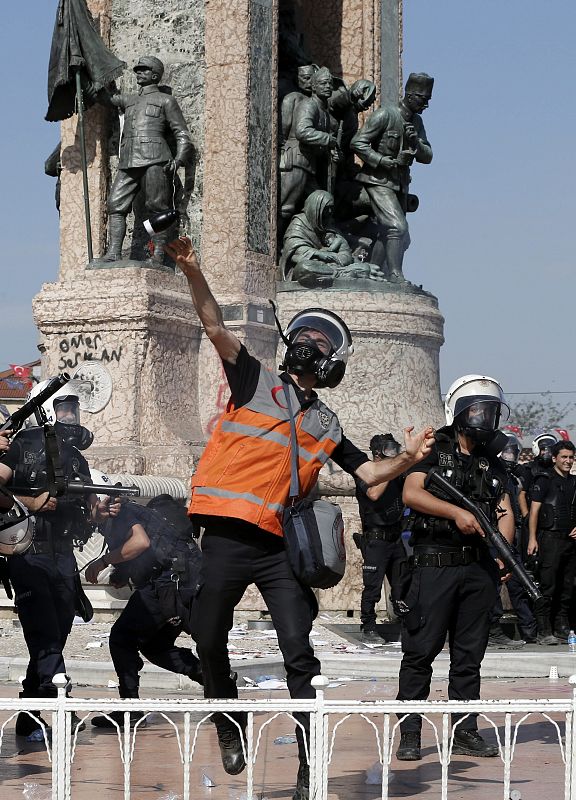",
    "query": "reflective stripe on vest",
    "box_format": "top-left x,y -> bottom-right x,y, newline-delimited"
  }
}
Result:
190,366 -> 342,536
